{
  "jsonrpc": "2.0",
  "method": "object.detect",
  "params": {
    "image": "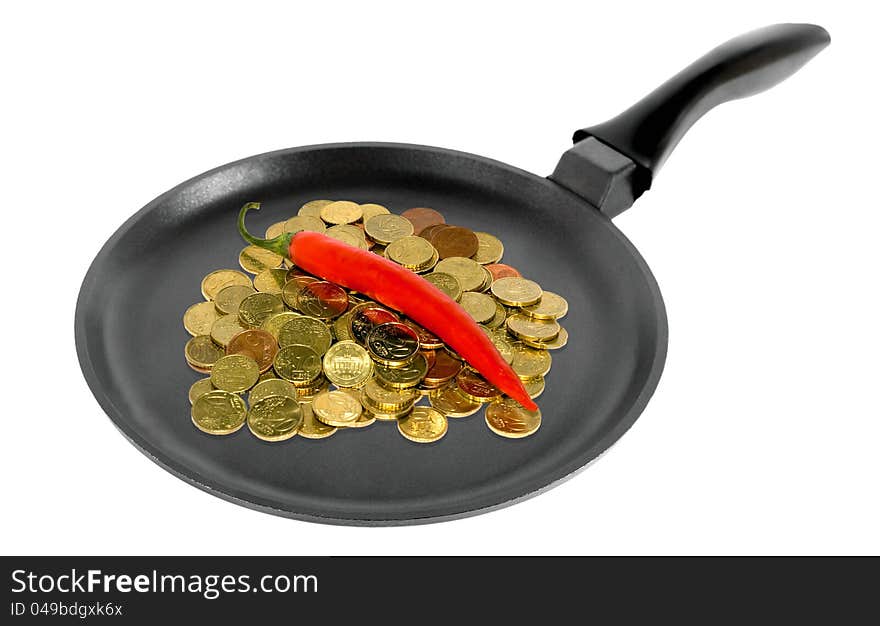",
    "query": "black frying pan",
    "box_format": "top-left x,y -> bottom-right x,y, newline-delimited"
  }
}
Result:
75,24 -> 829,525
